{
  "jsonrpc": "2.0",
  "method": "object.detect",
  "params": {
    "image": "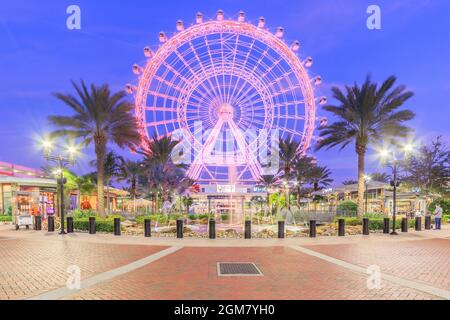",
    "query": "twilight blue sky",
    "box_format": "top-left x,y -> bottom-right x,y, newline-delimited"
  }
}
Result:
0,0 -> 449,184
